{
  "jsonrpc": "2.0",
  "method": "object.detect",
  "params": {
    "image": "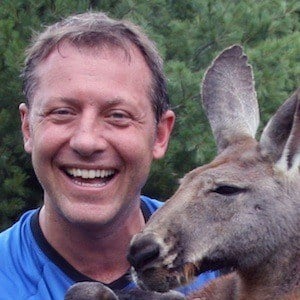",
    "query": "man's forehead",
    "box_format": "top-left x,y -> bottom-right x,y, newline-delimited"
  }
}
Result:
41,39 -> 142,65
29,40 -> 153,109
